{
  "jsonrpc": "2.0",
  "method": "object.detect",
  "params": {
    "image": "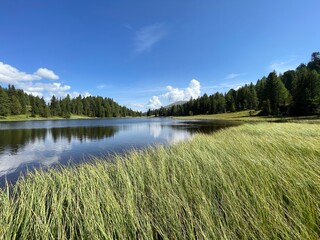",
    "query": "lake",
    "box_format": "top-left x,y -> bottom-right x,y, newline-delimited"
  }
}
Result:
0,118 -> 241,186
